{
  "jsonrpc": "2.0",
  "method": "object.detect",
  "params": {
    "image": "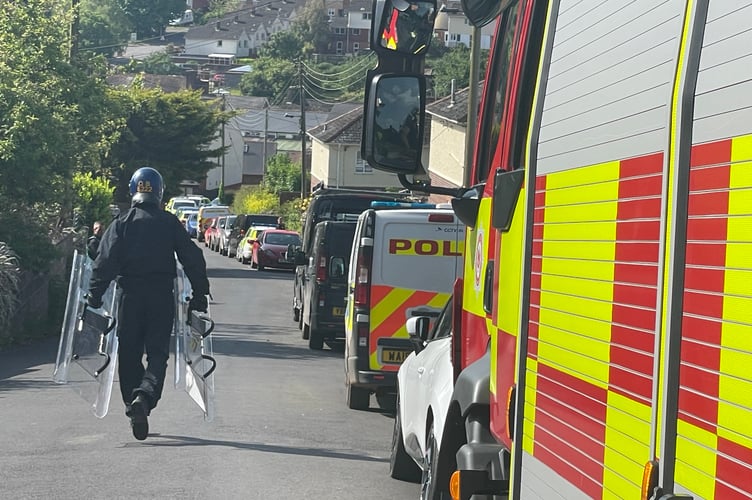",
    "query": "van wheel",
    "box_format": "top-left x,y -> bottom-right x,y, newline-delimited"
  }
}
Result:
421,423 -> 450,499
308,329 -> 323,350
390,395 -> 421,482
292,303 -> 300,323
257,262 -> 265,271
346,380 -> 370,410
299,308 -> 307,335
